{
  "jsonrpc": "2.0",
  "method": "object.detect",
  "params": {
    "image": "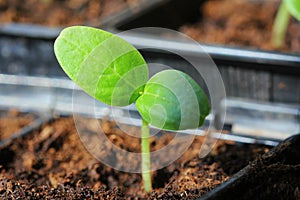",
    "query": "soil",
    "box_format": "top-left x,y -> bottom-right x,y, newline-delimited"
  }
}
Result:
0,0 -> 142,27
235,163 -> 300,200
180,0 -> 300,53
0,109 -> 34,141
0,116 -> 270,199
202,134 -> 300,200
